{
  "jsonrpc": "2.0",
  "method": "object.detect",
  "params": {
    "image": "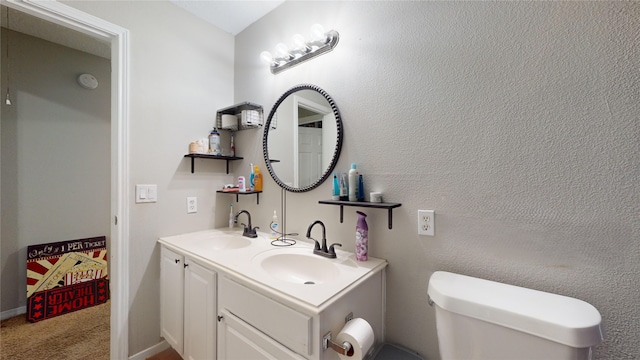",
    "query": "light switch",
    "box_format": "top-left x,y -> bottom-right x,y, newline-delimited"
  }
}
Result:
136,184 -> 157,203
147,185 -> 157,202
